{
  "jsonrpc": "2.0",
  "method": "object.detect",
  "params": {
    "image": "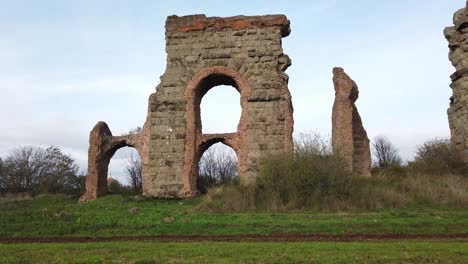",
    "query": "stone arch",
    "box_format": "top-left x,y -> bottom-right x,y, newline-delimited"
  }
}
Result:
198,135 -> 239,158
195,136 -> 240,190
79,122 -> 145,202
183,67 -> 250,196
185,67 -> 251,134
